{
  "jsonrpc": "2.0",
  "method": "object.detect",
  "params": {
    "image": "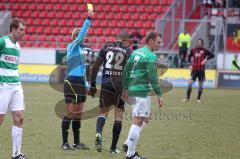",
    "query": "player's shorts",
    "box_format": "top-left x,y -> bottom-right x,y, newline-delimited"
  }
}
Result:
0,83 -> 25,114
99,83 -> 125,109
131,96 -> 151,118
64,76 -> 87,104
191,70 -> 205,82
